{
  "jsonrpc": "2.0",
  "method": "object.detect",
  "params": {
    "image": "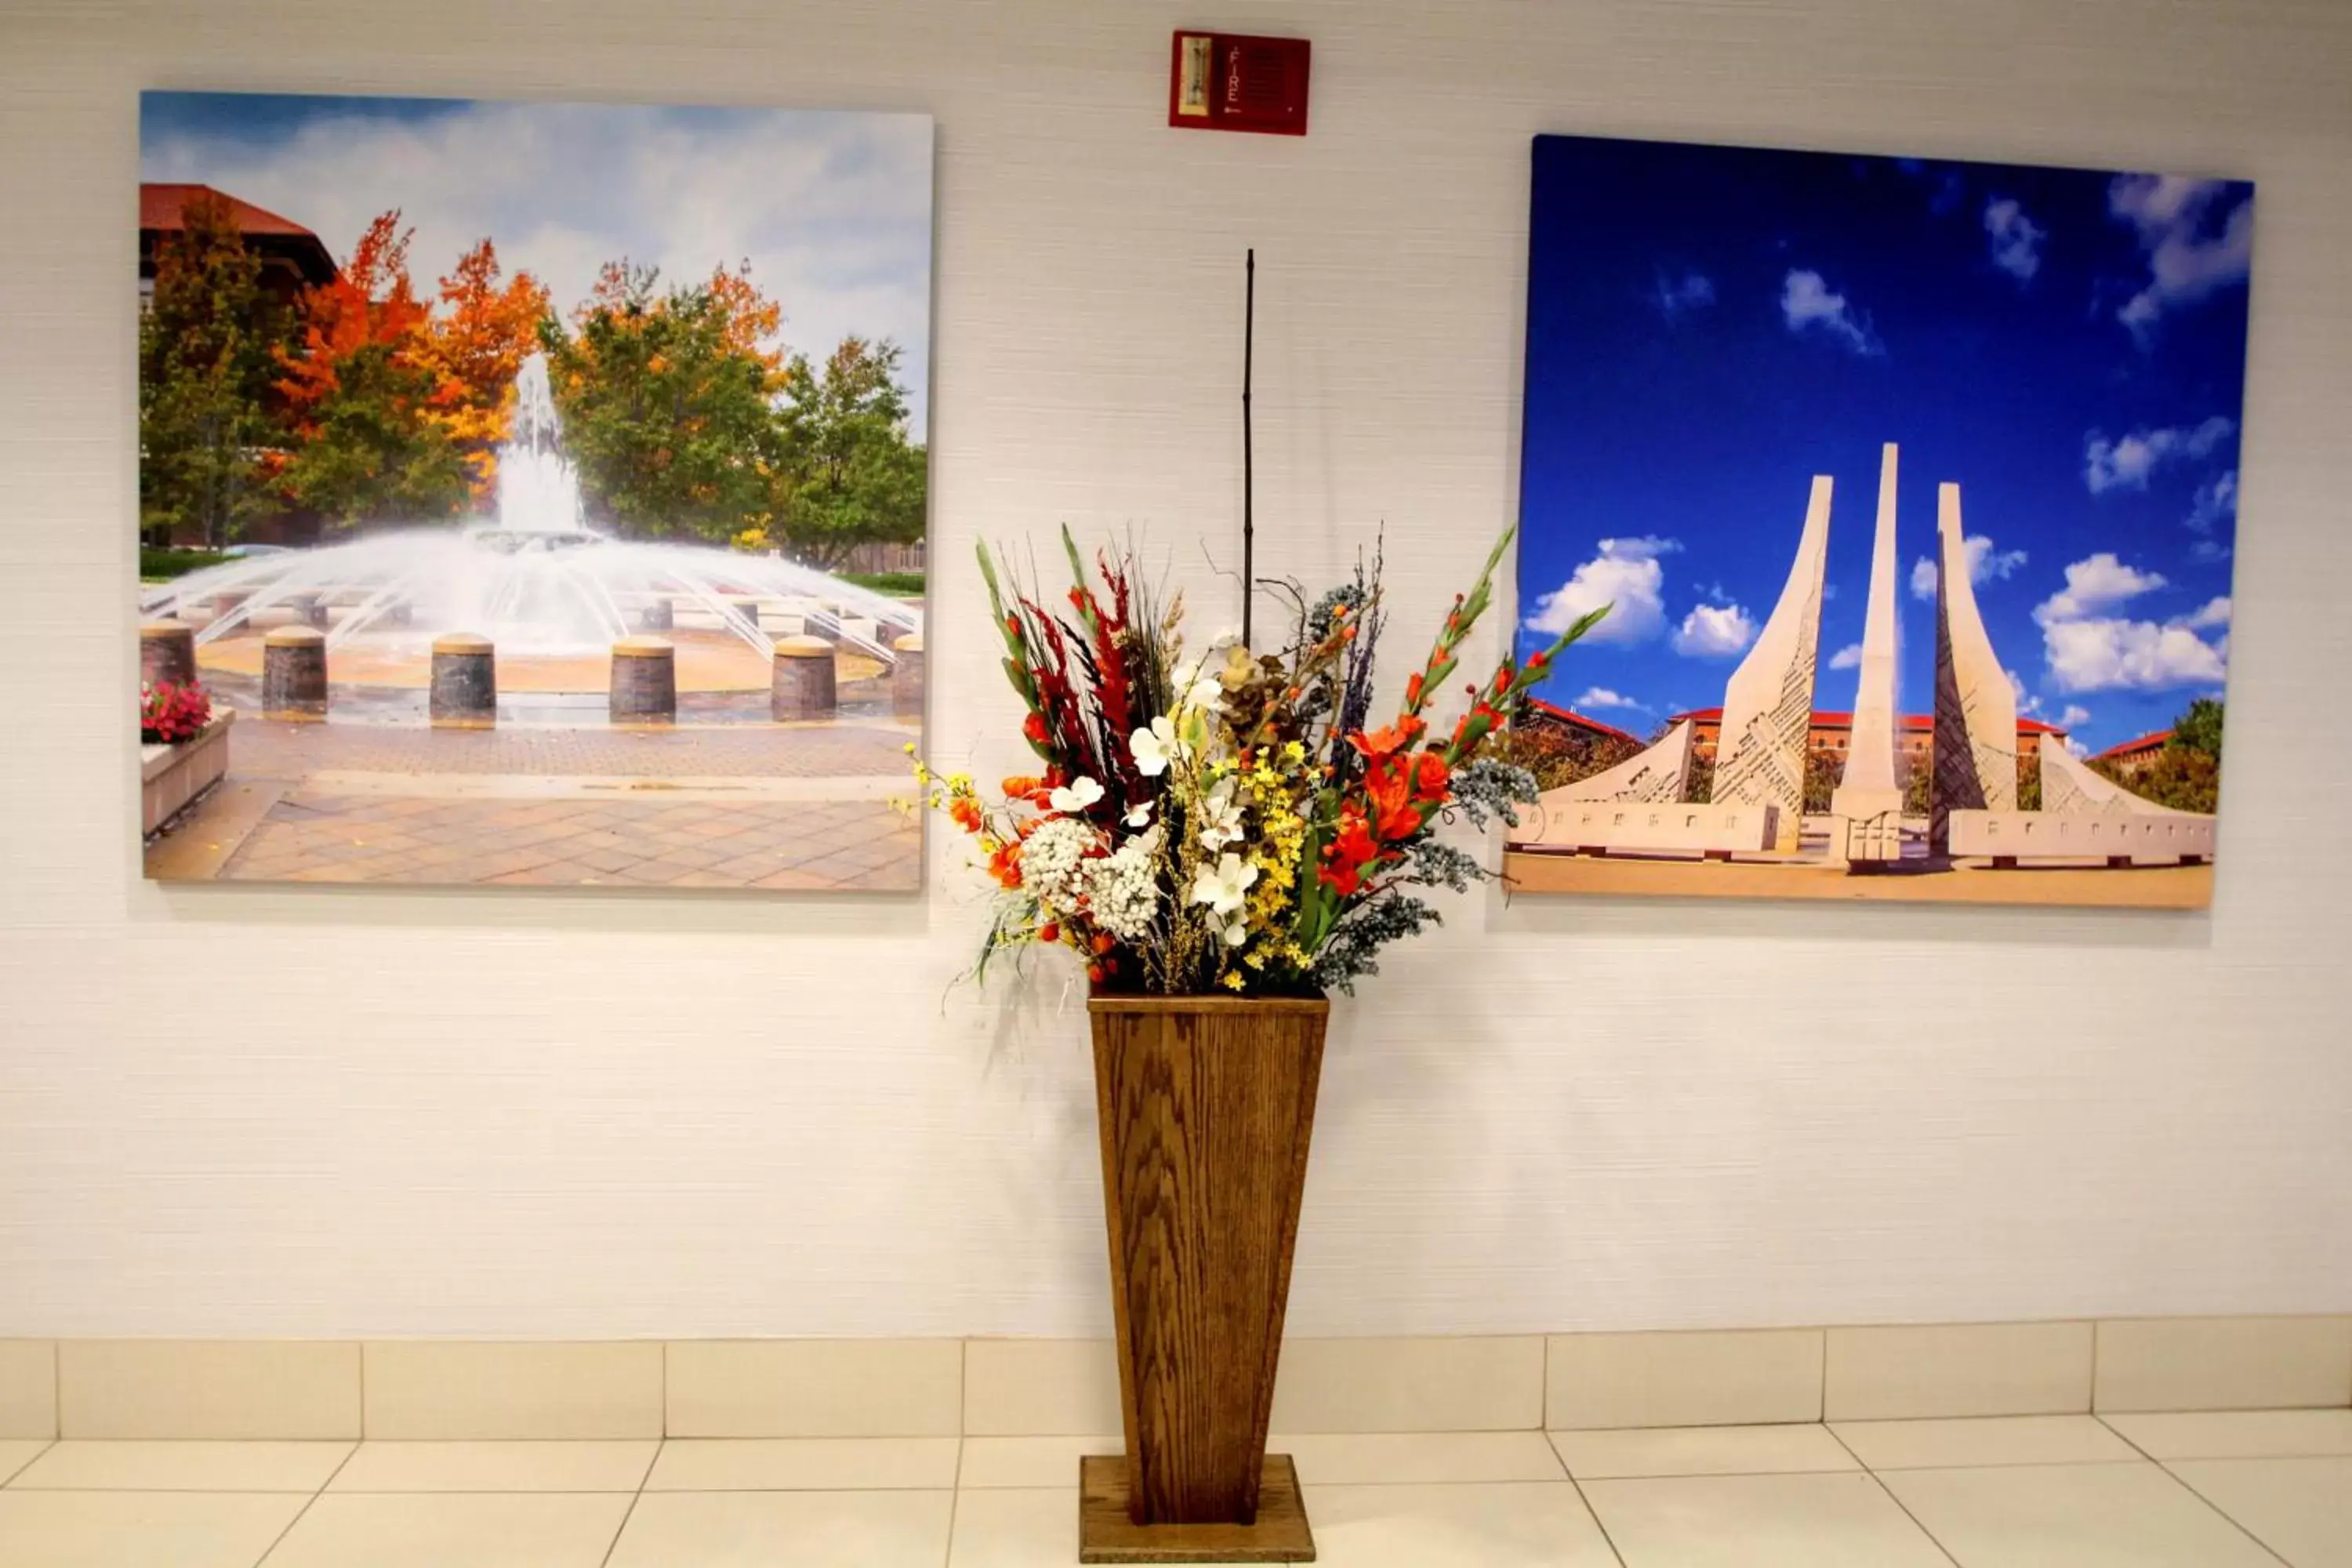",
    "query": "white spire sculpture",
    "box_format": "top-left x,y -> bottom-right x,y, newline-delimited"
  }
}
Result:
1831,444 -> 1905,860
1711,474 -> 1831,852
1929,481 -> 2017,851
